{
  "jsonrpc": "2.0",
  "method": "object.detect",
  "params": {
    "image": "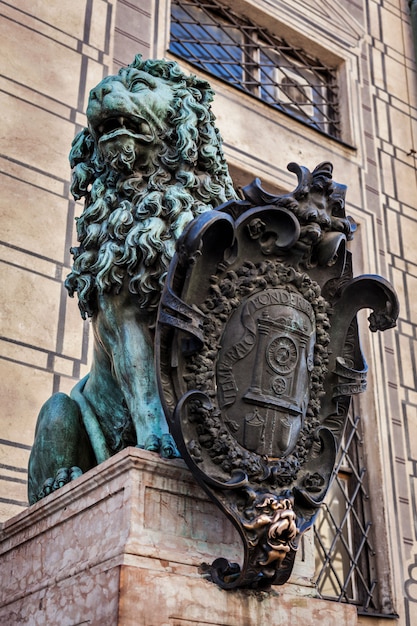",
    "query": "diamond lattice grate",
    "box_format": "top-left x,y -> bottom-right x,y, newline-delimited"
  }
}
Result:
314,411 -> 379,612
